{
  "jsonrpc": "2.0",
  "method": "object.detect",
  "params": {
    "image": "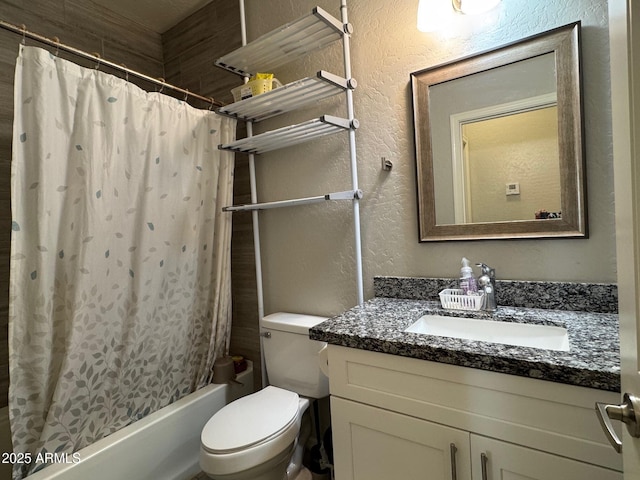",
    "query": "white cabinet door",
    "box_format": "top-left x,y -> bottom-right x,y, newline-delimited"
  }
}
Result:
470,435 -> 622,480
331,397 -> 472,480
